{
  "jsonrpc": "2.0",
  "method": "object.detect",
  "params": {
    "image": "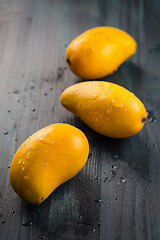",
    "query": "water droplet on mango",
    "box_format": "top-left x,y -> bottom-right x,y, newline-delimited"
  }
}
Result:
18,159 -> 23,165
